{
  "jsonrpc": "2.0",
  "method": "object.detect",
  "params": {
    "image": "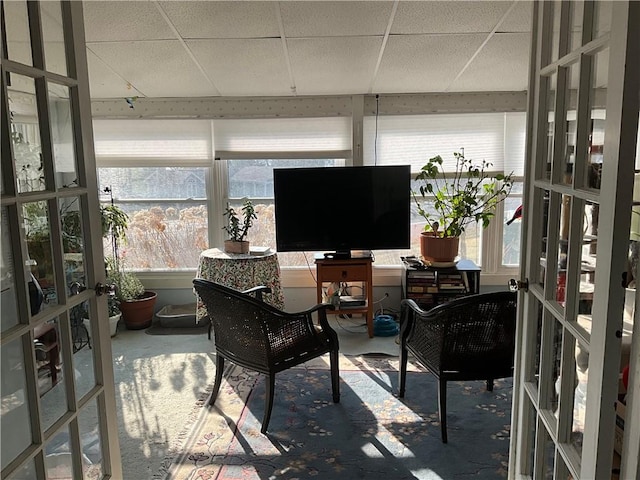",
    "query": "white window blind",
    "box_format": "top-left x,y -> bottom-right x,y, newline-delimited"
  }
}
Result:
93,119 -> 214,162
504,112 -> 527,176
364,112 -> 526,176
213,117 -> 351,152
